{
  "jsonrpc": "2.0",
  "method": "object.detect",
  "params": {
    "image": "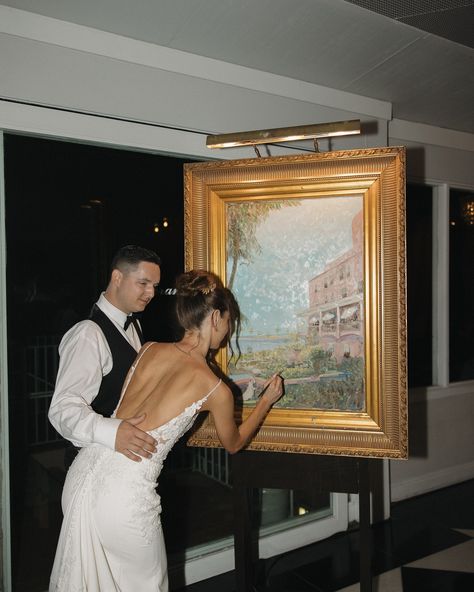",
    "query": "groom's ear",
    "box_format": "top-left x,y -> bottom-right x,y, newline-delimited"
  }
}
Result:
111,268 -> 123,286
